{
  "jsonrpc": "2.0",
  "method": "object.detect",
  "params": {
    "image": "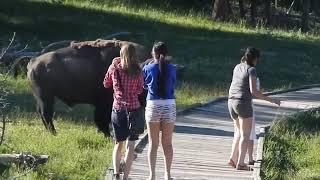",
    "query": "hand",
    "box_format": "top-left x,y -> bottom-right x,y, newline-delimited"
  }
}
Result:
271,98 -> 281,106
112,57 -> 121,65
